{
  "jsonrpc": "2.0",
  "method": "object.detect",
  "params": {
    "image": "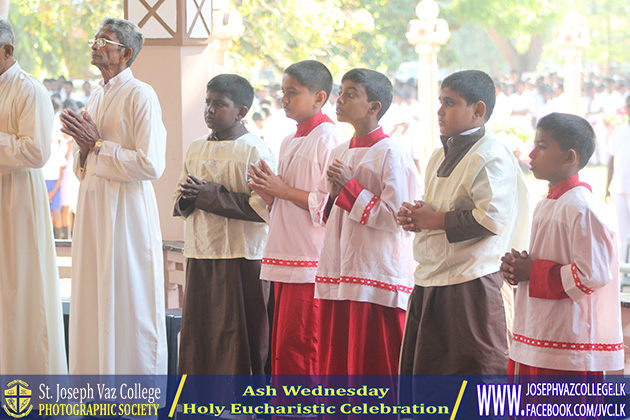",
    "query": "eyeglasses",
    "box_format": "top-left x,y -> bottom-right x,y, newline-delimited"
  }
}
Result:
87,38 -> 127,48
